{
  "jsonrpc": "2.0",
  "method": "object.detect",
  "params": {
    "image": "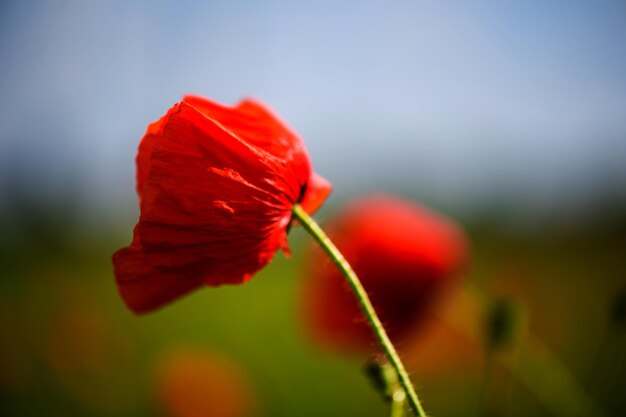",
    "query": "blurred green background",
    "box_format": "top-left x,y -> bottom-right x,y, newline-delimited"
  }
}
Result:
2,1 -> 626,416
1,195 -> 625,417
